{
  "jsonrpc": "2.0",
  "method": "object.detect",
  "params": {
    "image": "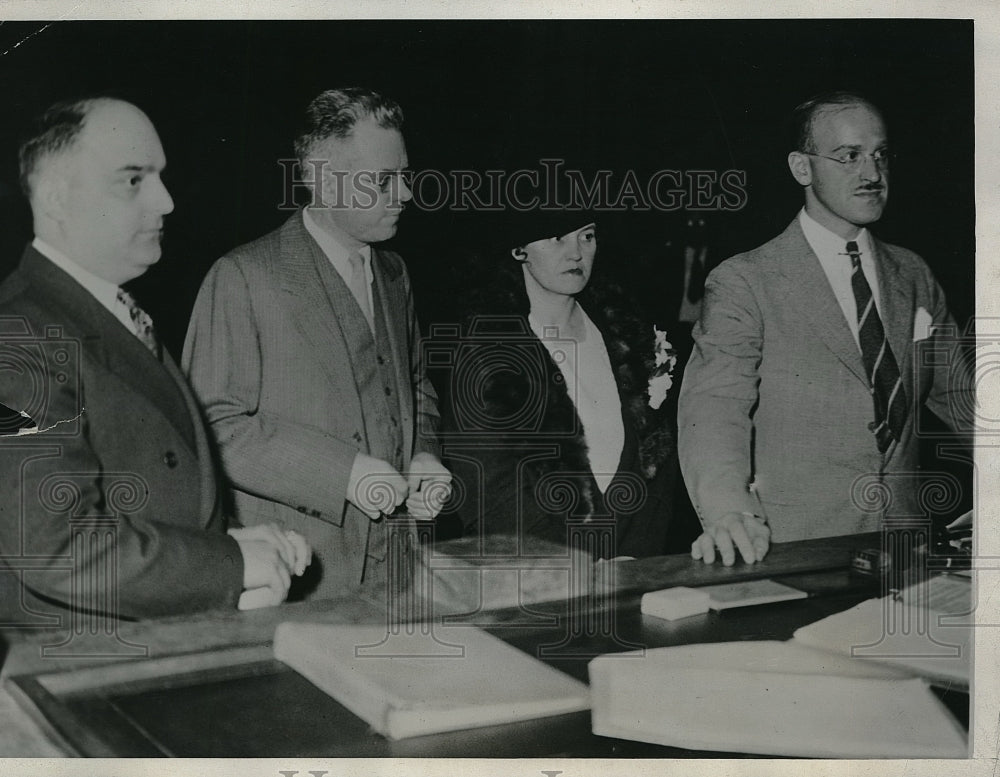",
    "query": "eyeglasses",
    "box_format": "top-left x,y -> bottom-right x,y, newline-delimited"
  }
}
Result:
801,148 -> 894,172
